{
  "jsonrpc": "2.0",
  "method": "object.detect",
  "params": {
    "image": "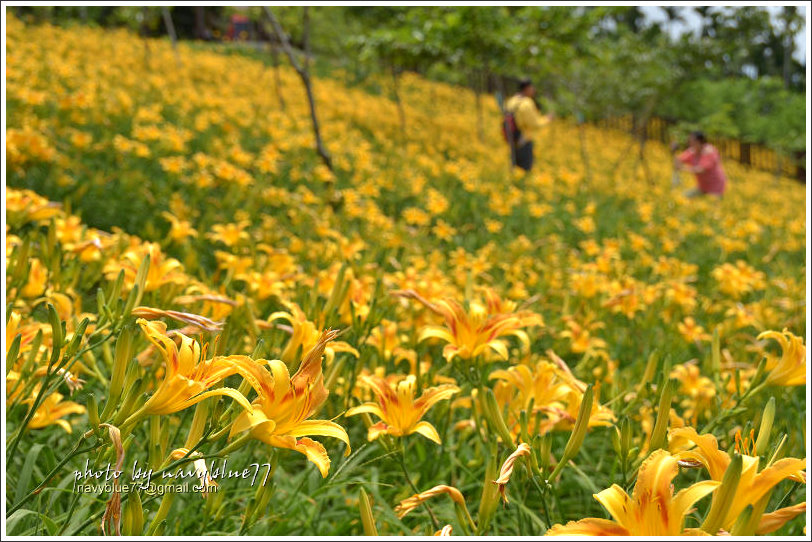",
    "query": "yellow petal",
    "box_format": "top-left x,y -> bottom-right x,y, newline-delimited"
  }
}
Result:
345,402 -> 385,420
410,421 -> 442,445
271,436 -> 332,478
367,421 -> 391,441
229,407 -> 275,438
756,502 -> 806,534
670,427 -> 730,480
672,480 -> 720,520
487,339 -> 510,360
184,387 -> 252,413
286,419 -> 351,456
545,518 -> 629,536
414,384 -> 460,416
419,327 -> 455,344
593,485 -> 633,529
631,449 -> 678,508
